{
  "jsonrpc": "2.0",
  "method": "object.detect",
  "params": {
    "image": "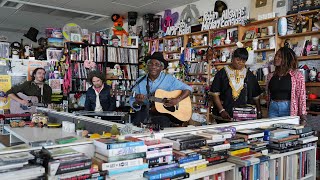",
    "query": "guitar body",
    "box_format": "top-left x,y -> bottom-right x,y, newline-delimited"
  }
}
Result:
10,92 -> 39,114
154,89 -> 192,122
